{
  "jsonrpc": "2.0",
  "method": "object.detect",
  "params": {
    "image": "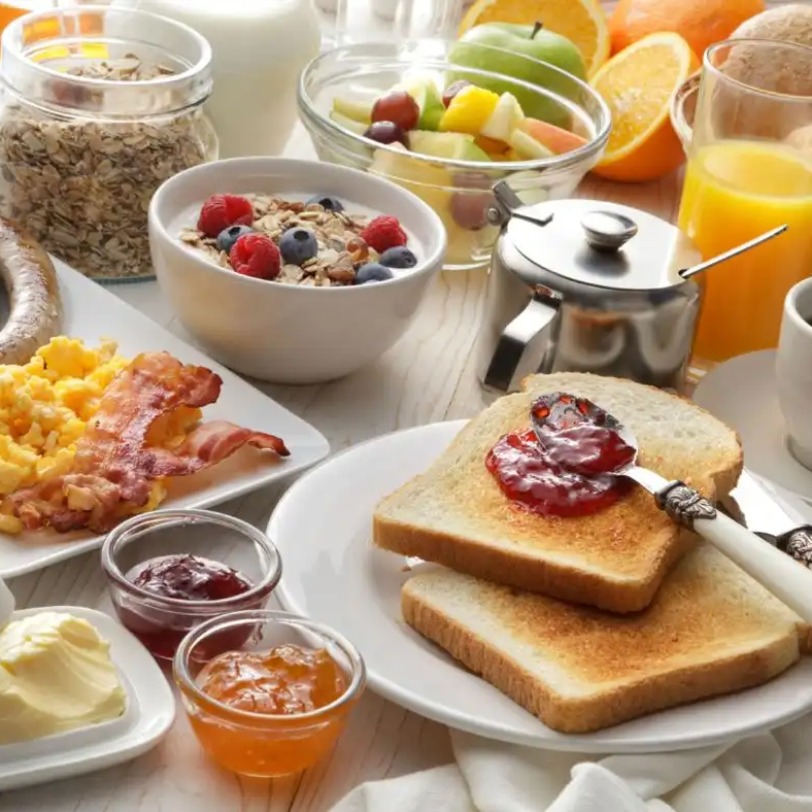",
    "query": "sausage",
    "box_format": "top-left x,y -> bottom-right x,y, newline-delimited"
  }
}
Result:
0,219 -> 62,366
